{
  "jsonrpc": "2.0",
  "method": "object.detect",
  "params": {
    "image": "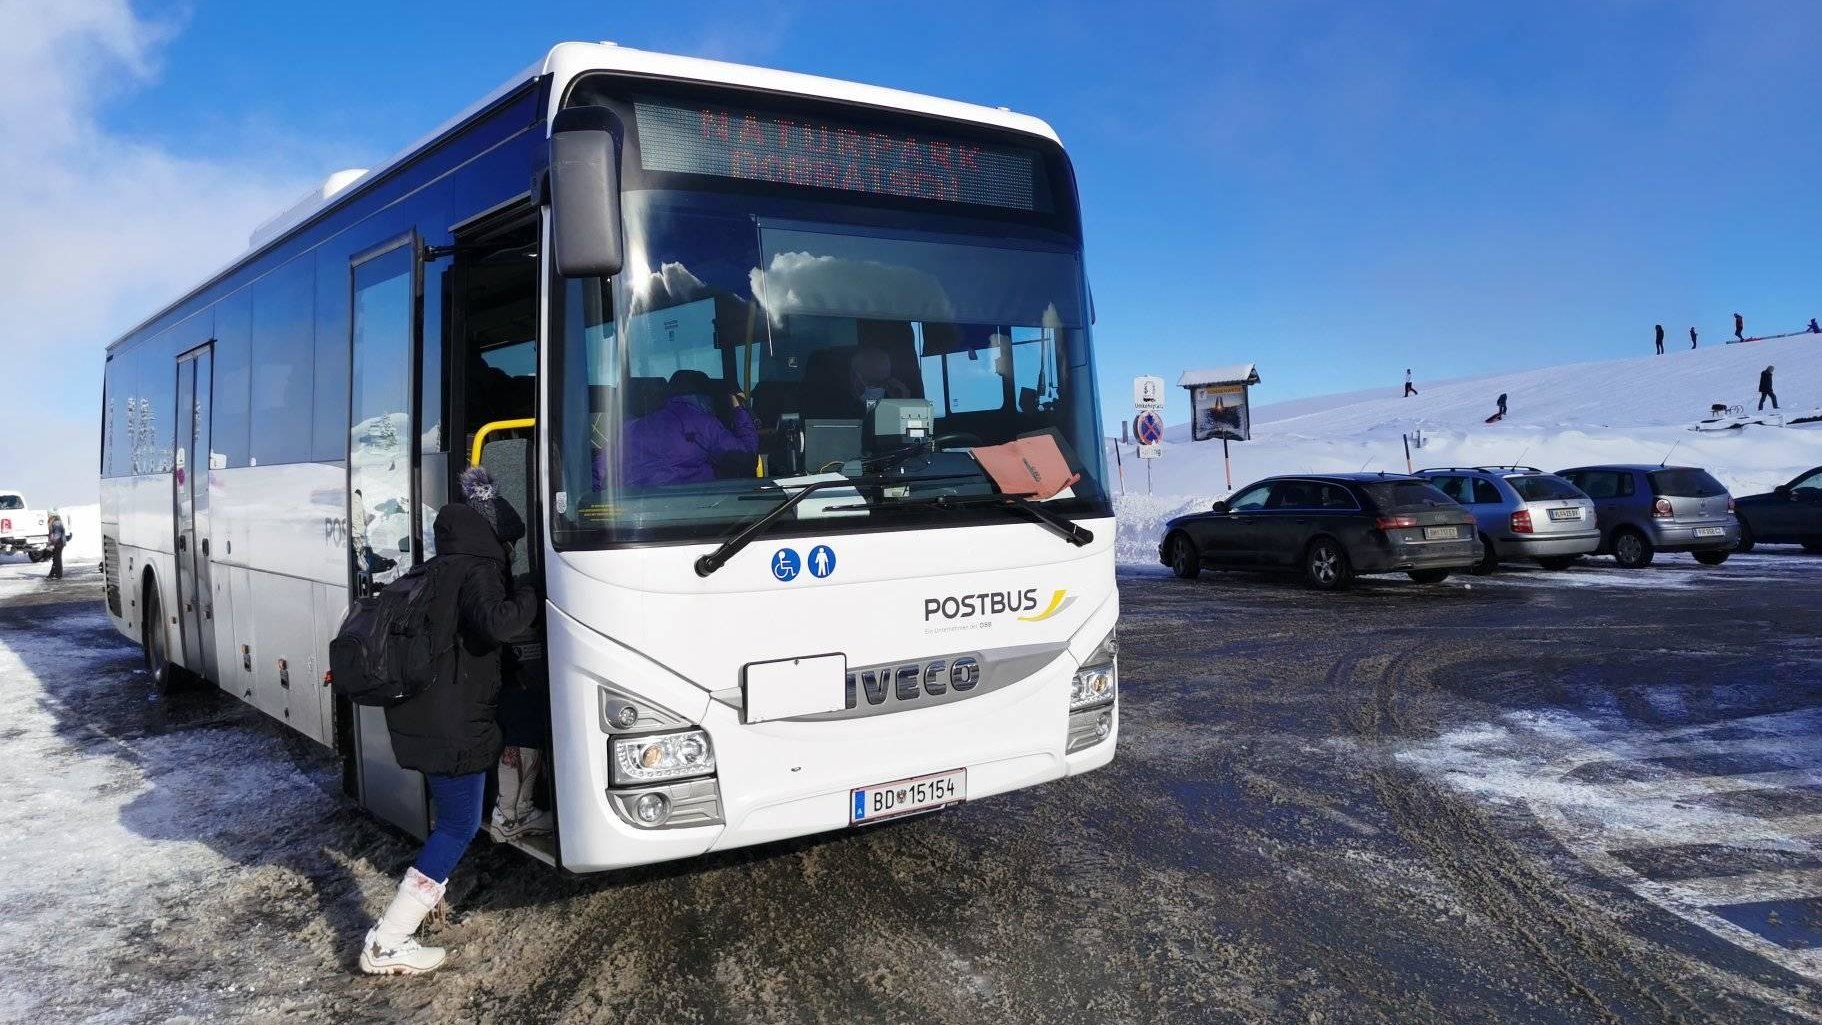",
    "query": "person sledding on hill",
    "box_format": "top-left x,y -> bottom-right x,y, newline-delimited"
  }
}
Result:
1808,318 -> 1819,334
1486,393 -> 1508,423
1758,365 -> 1778,410
1403,369 -> 1417,397
1735,312 -> 1746,343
